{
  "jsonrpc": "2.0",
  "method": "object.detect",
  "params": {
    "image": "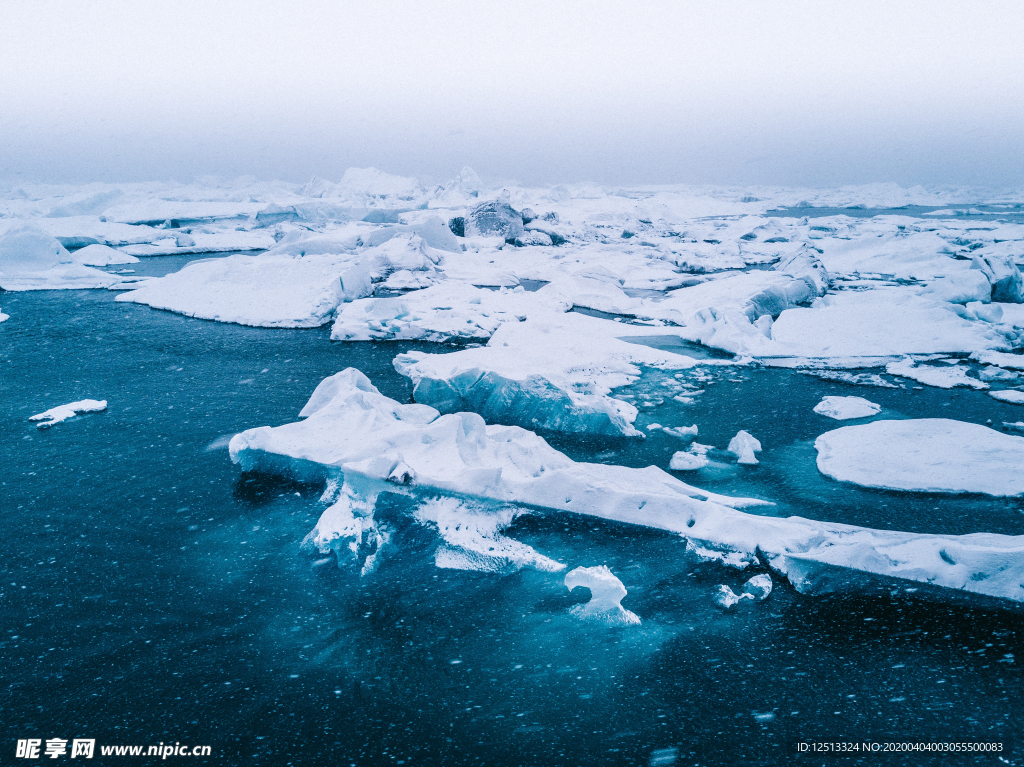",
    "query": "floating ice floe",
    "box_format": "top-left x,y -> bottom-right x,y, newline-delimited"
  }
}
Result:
813,395 -> 882,420
0,307 -> 8,323
229,370 -> 1024,608
885,358 -> 988,389
30,399 -> 107,428
989,390 -> 1024,404
815,418 -> 1024,495
564,565 -> 641,626
118,233 -> 443,327
669,451 -> 709,471
972,350 -> 1024,370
